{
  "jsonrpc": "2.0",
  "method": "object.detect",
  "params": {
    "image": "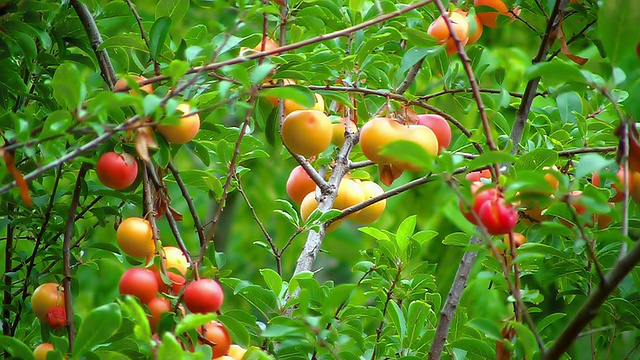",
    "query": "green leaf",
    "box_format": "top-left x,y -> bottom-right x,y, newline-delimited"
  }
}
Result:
510,321 -> 536,360
524,60 -> 587,85
174,313 -> 218,335
404,301 -> 430,349
158,333 -> 185,360
156,0 -> 189,24
149,17 -> 172,59
260,268 -> 283,297
260,85 -> 316,108
218,314 -> 252,348
412,230 -> 438,245
72,303 -> 123,358
52,63 -> 86,110
466,318 -> 502,341
450,338 -> 496,359
537,313 -> 566,333
100,35 -> 148,52
556,92 -> 582,124
358,226 -> 390,241
598,0 -> 640,67
467,151 -> 517,170
0,335 -> 35,360
379,140 -> 435,172
386,300 -> 407,339
396,215 -> 416,258
117,296 -> 152,343
443,232 -> 469,247
244,347 -> 276,360
575,154 -> 614,180
514,148 -> 558,172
